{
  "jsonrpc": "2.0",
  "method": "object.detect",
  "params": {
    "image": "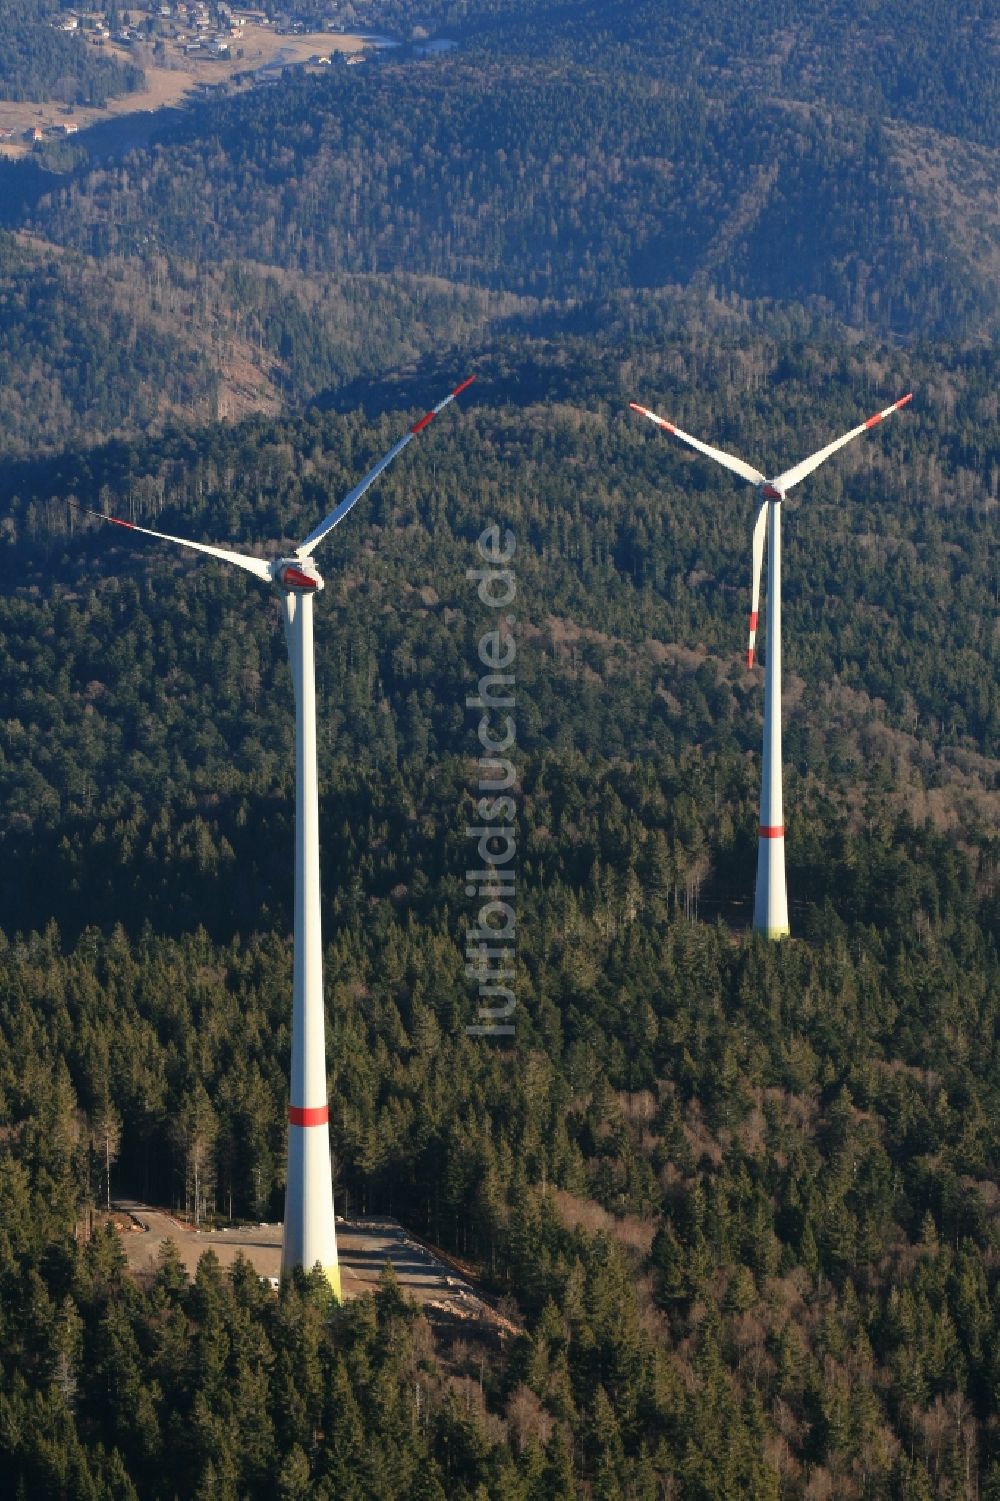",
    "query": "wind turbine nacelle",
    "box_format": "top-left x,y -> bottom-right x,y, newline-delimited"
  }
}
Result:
275,558 -> 325,593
